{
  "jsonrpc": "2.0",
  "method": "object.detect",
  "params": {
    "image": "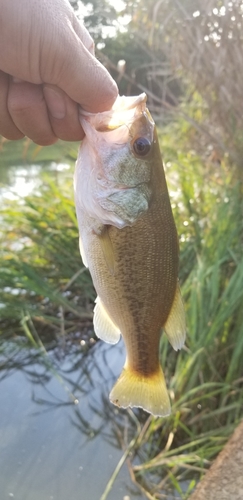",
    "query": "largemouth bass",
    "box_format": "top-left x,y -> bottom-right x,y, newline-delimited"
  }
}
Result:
74,93 -> 186,417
